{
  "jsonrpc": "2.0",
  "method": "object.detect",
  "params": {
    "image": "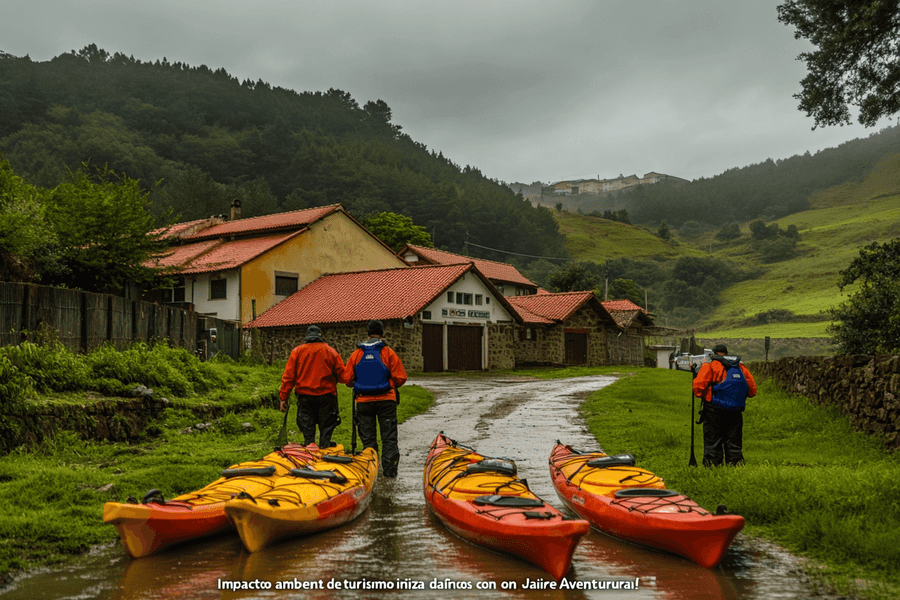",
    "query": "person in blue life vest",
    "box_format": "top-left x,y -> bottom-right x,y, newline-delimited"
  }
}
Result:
692,343 -> 758,466
343,320 -> 408,478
